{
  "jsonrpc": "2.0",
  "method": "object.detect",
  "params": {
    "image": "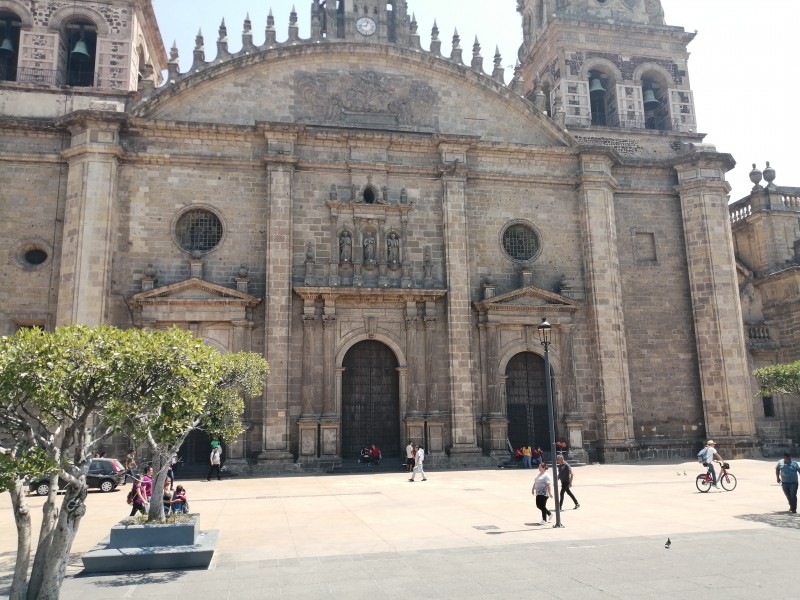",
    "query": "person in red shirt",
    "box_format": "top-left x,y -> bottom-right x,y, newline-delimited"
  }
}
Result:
369,444 -> 382,465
